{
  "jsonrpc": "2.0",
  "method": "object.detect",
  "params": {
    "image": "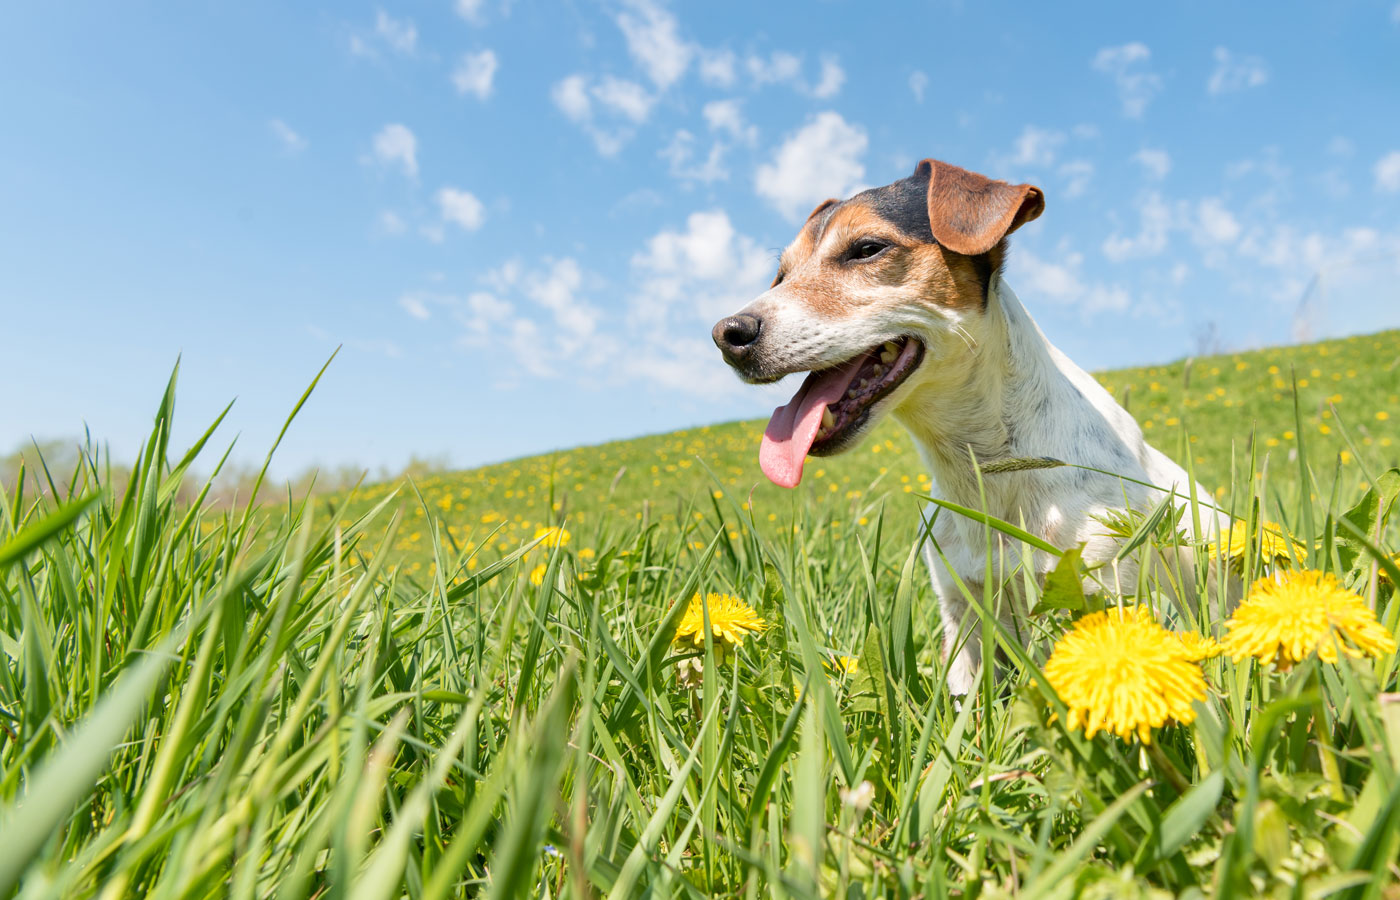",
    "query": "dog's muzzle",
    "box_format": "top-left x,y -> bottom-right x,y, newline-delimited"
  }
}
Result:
711,314 -> 762,365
